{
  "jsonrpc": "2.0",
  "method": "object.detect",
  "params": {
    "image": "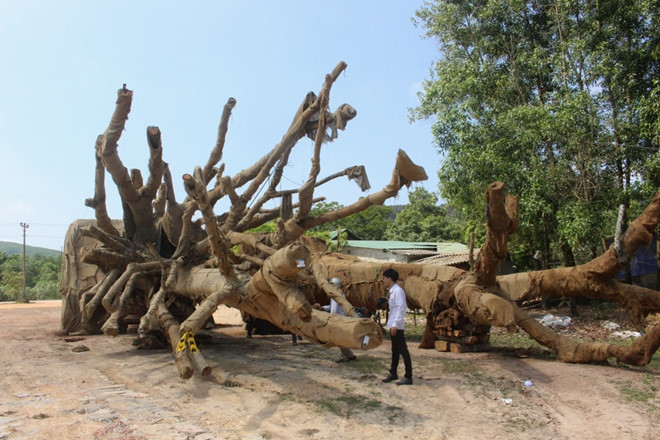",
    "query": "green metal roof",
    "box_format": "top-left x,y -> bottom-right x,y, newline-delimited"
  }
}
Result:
343,240 -> 468,253
329,229 -> 361,240
435,242 -> 469,253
